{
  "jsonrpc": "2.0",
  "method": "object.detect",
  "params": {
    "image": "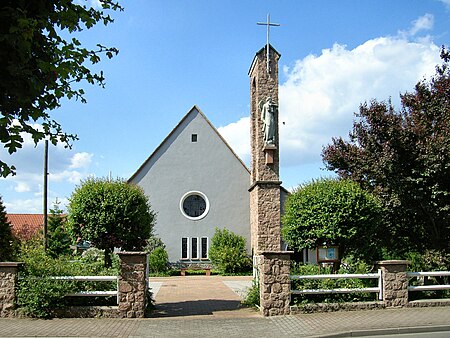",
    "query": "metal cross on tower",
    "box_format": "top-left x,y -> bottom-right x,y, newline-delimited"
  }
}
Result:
257,13 -> 280,74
